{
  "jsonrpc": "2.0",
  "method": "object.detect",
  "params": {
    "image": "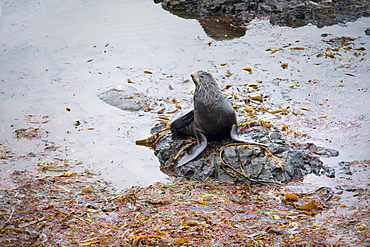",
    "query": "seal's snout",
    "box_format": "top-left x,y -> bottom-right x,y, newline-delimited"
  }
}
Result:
191,72 -> 200,85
